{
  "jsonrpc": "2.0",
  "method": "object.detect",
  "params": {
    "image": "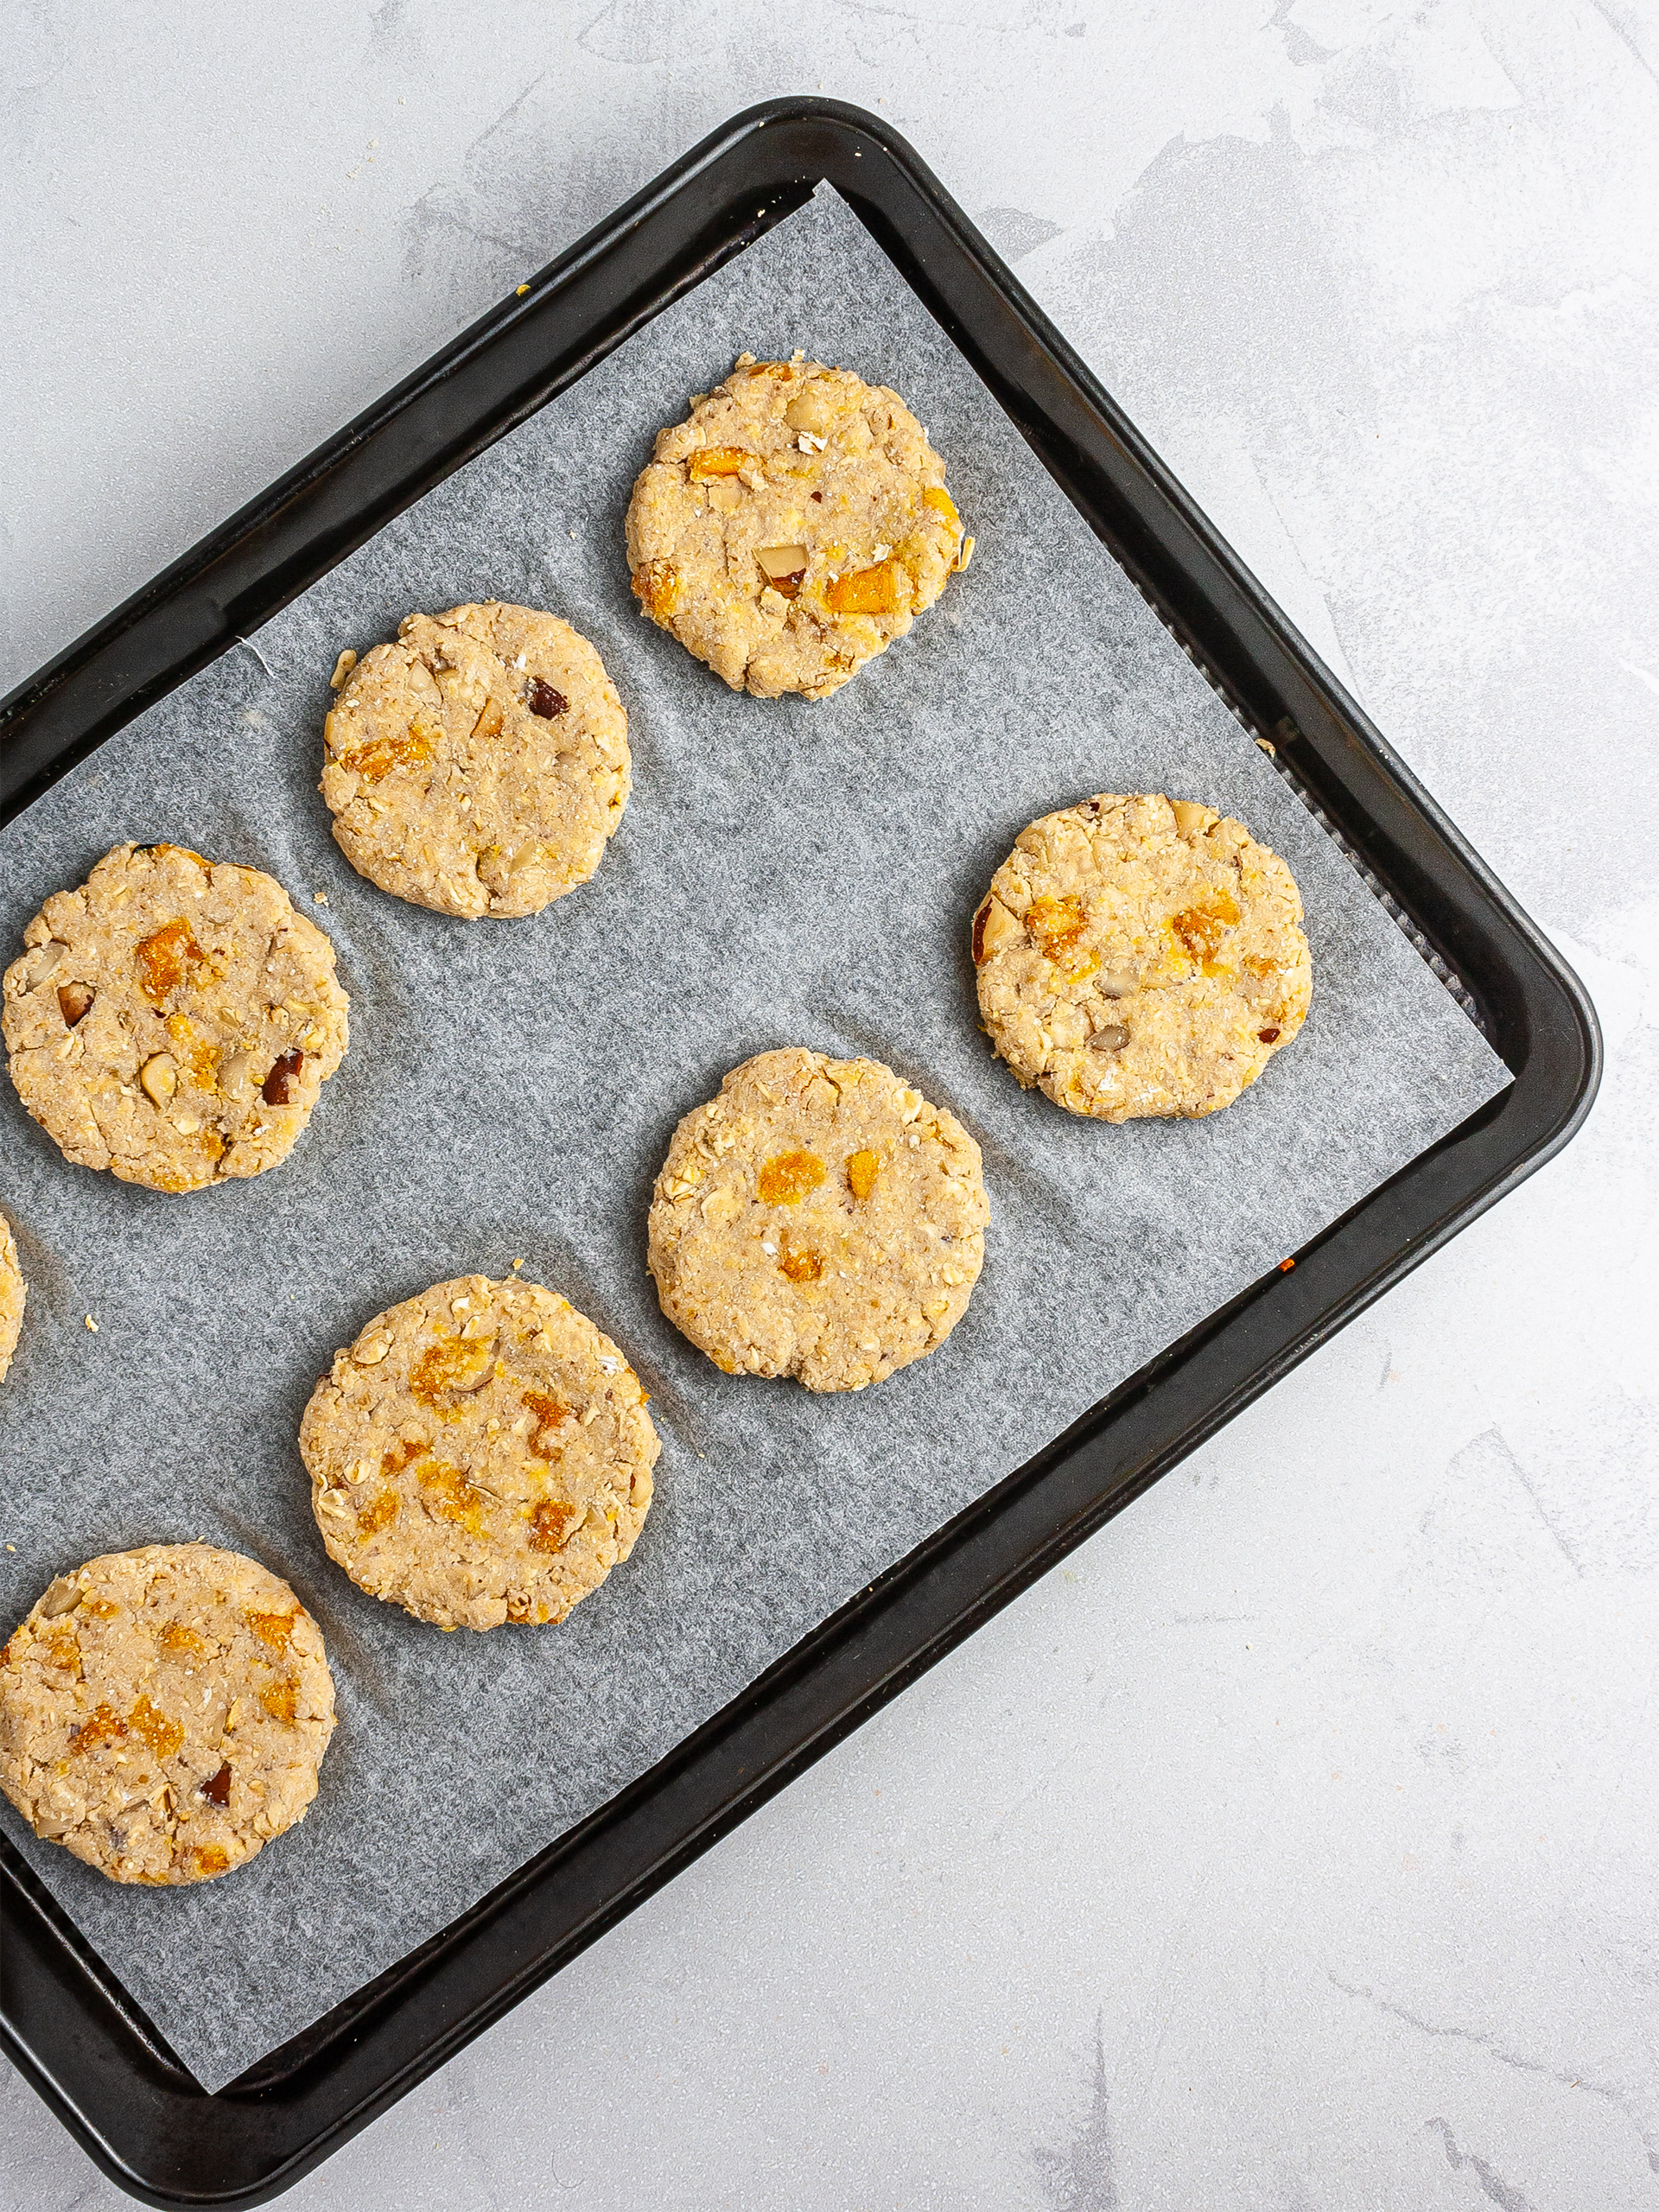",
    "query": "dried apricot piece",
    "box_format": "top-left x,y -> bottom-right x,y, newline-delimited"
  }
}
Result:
632,560 -> 681,620
128,1694 -> 184,1758
824,559 -> 909,617
340,725 -> 435,784
758,1150 -> 827,1205
1027,894 -> 1089,964
411,1332 -> 494,1406
1170,891 -> 1241,965
358,1485 -> 400,1535
419,1459 -> 490,1535
778,1243 -> 823,1284
135,917 -> 204,1003
165,1013 -> 219,1085
259,1679 -> 297,1726
524,1389 -> 570,1459
688,446 -> 751,481
71,1702 -> 125,1755
530,1498 -> 582,1553
245,1611 -> 295,1653
846,1149 -> 880,1201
